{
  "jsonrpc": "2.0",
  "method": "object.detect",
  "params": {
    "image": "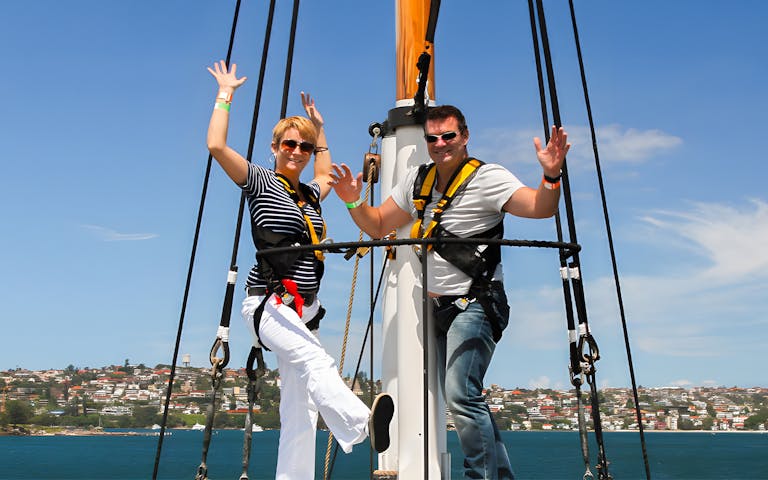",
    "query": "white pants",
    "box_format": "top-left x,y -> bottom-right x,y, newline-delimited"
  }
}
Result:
242,294 -> 370,480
